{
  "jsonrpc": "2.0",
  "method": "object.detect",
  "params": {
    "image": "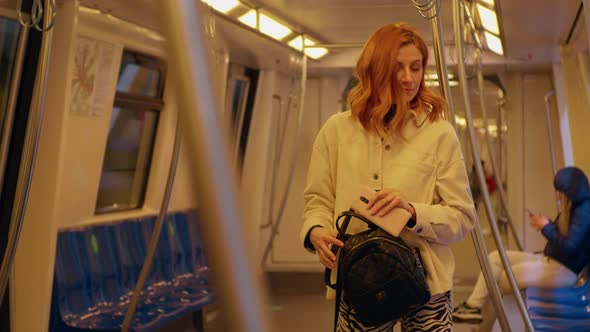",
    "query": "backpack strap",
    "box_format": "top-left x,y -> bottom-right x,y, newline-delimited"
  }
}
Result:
324,210 -> 383,331
324,209 -> 356,289
336,209 -> 379,232
324,210 -> 378,288
324,211 -> 352,288
325,210 -> 375,331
